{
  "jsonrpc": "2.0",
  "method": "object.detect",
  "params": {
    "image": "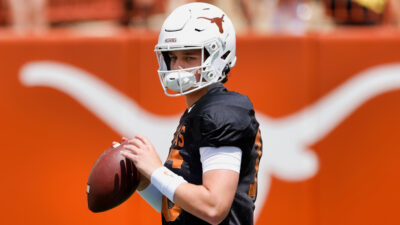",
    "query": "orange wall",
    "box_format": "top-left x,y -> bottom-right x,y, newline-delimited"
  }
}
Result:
1,29 -> 400,225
